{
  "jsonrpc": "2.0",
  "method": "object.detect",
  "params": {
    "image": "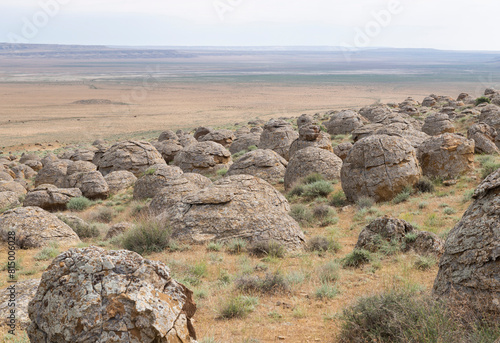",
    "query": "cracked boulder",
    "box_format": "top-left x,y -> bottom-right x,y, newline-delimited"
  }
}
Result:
97,141 -> 165,177
173,141 -> 232,175
152,140 -> 184,163
467,123 -> 499,154
27,246 -> 197,343
133,164 -> 184,200
229,133 -> 261,154
0,279 -> 40,329
23,184 -> 83,211
355,216 -> 444,256
227,149 -> 287,185
104,170 -> 137,194
0,207 -> 80,248
199,129 -> 236,148
160,175 -> 305,251
258,119 -> 299,161
421,113 -> 455,136
417,133 -> 475,179
325,110 -> 366,135
341,135 -> 421,202
284,147 -> 342,191
433,168 -> 500,315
